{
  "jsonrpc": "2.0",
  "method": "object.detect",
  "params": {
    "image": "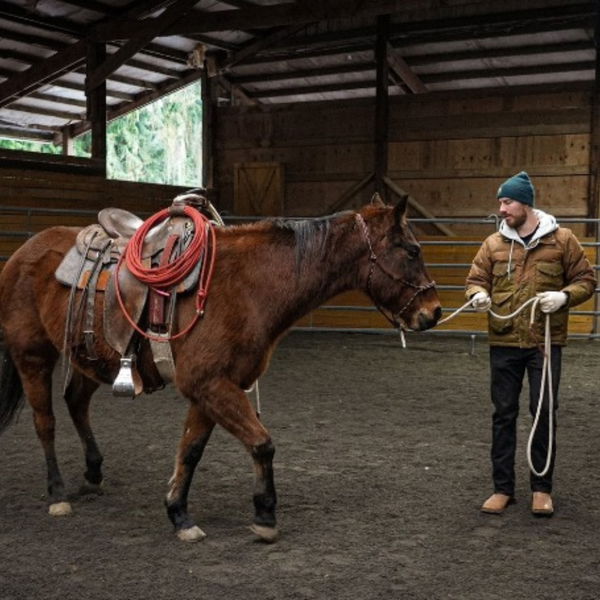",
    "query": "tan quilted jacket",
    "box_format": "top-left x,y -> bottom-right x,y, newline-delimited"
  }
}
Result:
466,211 -> 596,347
